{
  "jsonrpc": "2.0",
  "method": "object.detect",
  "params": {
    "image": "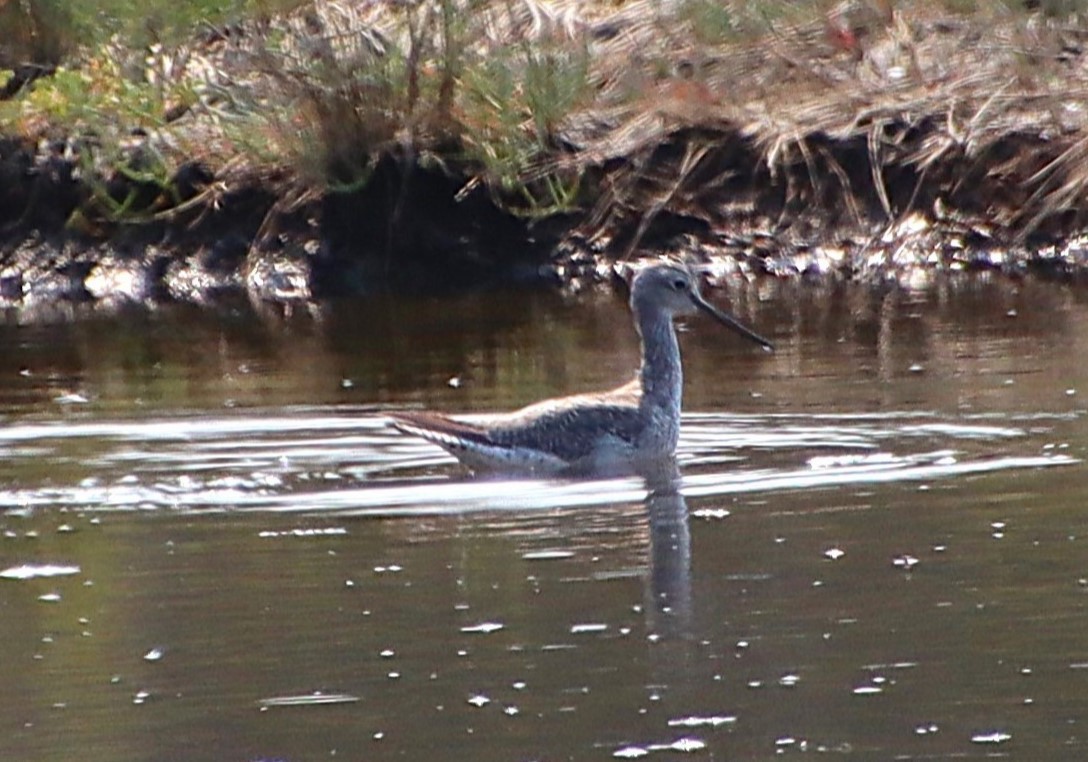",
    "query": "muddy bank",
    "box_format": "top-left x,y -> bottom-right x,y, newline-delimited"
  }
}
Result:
2,123 -> 1085,316
2,1 -> 1088,315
